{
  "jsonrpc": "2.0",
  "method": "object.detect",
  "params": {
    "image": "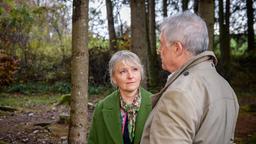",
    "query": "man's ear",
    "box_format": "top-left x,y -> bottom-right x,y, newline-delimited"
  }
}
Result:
174,42 -> 184,56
